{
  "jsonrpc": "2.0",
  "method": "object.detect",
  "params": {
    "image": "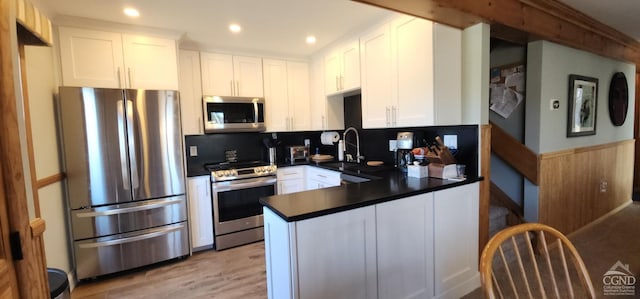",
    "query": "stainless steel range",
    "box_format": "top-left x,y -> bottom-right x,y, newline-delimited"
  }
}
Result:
206,161 -> 277,250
